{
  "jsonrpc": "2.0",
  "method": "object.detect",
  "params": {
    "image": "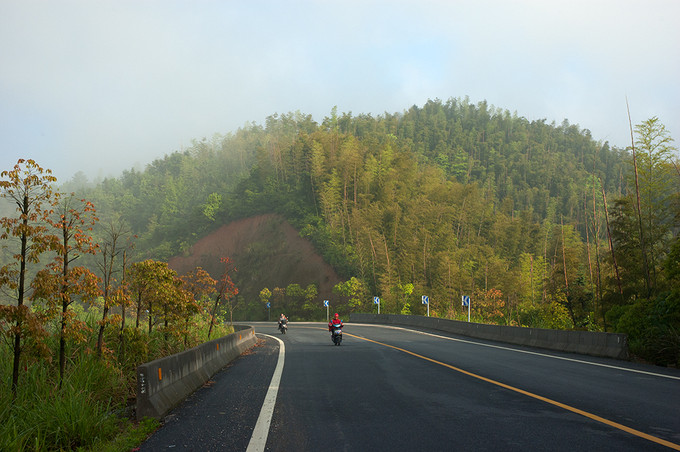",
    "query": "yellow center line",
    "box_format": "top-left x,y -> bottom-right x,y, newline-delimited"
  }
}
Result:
345,332 -> 680,451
